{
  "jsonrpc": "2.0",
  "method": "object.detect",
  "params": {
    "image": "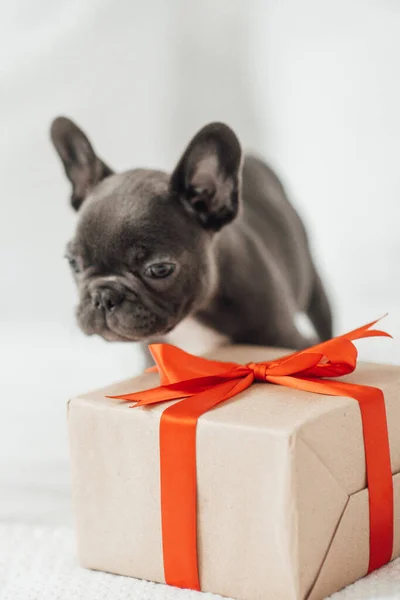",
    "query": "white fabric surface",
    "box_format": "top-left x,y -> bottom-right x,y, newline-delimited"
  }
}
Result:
0,524 -> 399,600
